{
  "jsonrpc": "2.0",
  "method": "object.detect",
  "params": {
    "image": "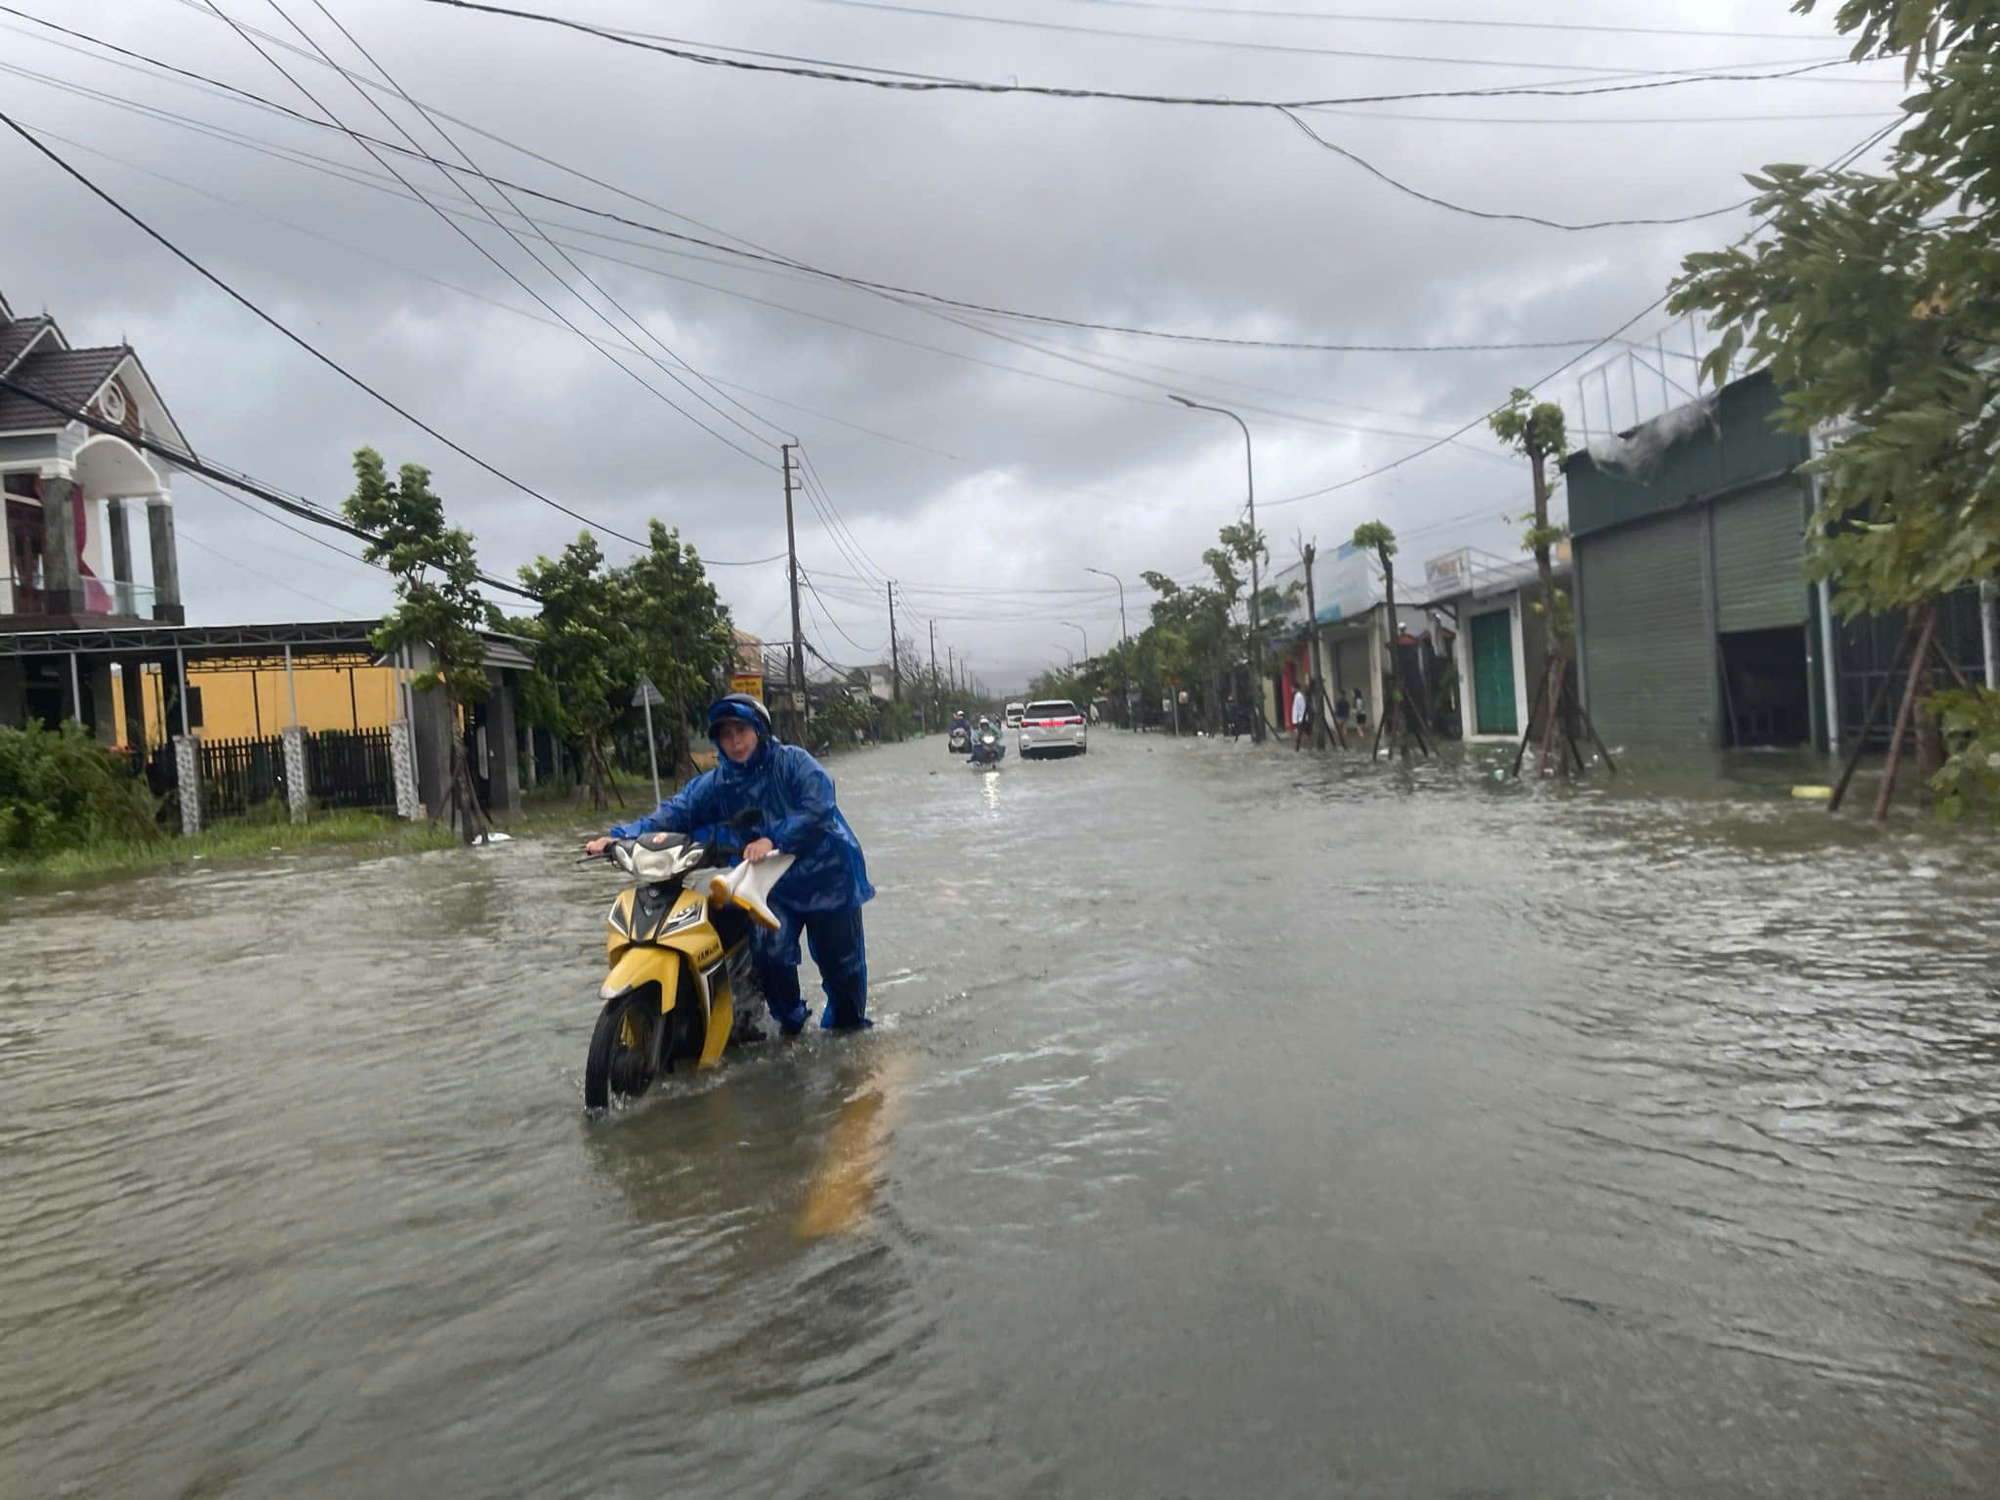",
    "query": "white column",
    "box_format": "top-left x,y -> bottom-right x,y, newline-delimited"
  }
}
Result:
281,726 -> 309,824
1367,607 -> 1385,750
1982,579 -> 1998,692
1510,596 -> 1531,741
173,735 -> 202,837
388,718 -> 419,820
